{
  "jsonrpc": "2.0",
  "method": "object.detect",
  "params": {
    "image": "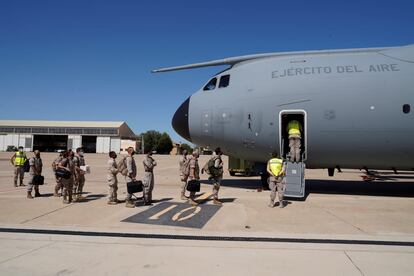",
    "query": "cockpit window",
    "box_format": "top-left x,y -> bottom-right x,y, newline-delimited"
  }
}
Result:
203,78 -> 217,91
219,75 -> 230,88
